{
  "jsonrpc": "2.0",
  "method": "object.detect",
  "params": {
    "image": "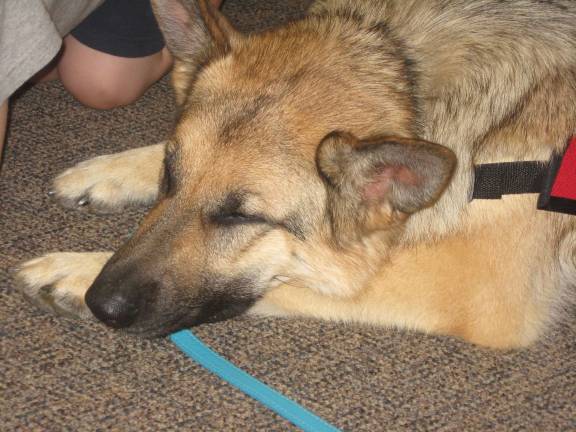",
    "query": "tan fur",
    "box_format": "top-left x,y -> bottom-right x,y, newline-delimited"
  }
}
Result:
17,0 -> 576,348
17,252 -> 112,320
51,143 -> 164,212
254,197 -> 567,348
